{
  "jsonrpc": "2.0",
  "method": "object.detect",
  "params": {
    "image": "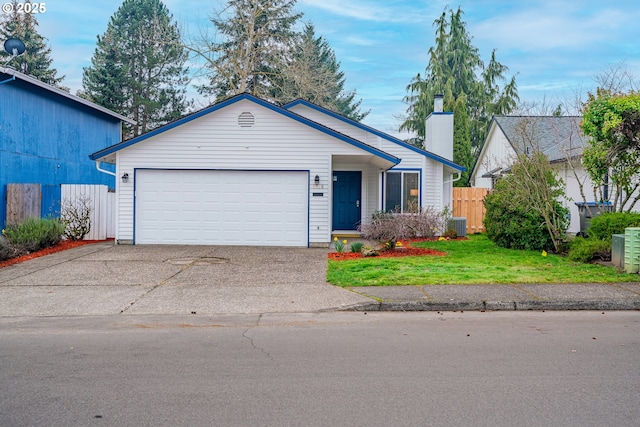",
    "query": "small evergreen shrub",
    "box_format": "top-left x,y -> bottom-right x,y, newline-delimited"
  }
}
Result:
2,217 -> 66,252
587,212 -> 640,241
567,237 -> 611,263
